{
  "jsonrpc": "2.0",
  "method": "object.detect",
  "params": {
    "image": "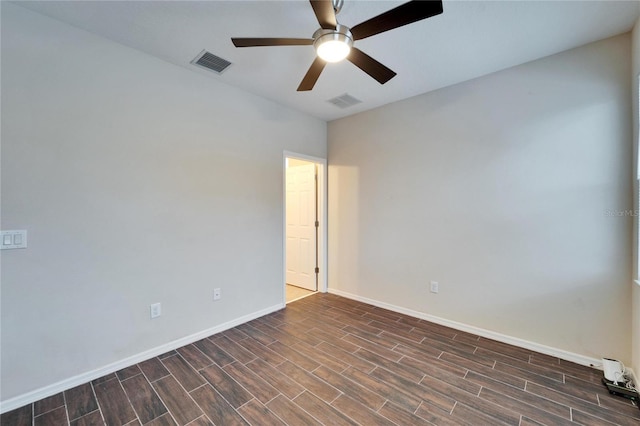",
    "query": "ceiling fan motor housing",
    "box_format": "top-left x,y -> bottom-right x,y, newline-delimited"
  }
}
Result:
313,24 -> 353,62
